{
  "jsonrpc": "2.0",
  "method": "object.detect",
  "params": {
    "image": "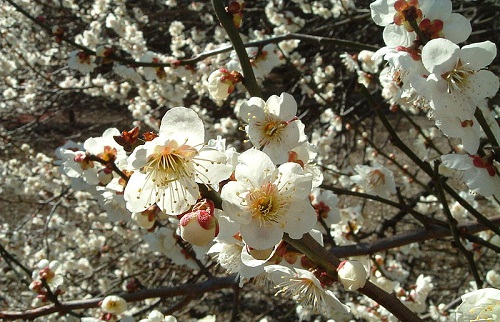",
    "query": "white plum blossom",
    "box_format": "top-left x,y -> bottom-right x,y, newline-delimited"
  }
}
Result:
207,69 -> 241,102
310,188 -> 341,231
265,265 -> 350,317
418,39 -> 499,121
454,288 -> 500,322
101,295 -> 127,314
350,162 -> 396,198
221,149 -> 316,250
441,153 -> 500,199
240,93 -> 306,164
124,107 -> 232,215
371,0 -> 471,48
68,50 -> 95,74
434,115 -> 481,154
30,259 -> 64,291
